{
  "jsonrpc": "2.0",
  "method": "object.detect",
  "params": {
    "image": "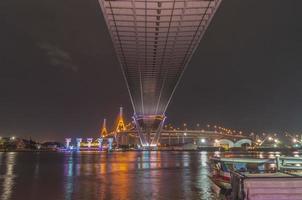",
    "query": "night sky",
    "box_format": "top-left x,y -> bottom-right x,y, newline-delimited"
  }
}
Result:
1,0 -> 302,141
